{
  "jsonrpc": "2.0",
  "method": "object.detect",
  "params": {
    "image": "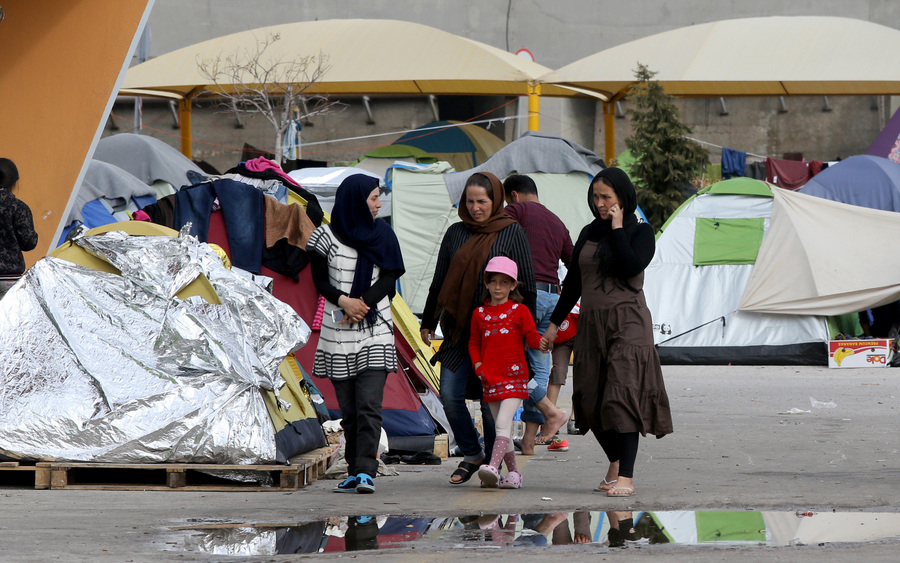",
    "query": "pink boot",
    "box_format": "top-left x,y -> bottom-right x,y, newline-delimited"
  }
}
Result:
499,471 -> 523,489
